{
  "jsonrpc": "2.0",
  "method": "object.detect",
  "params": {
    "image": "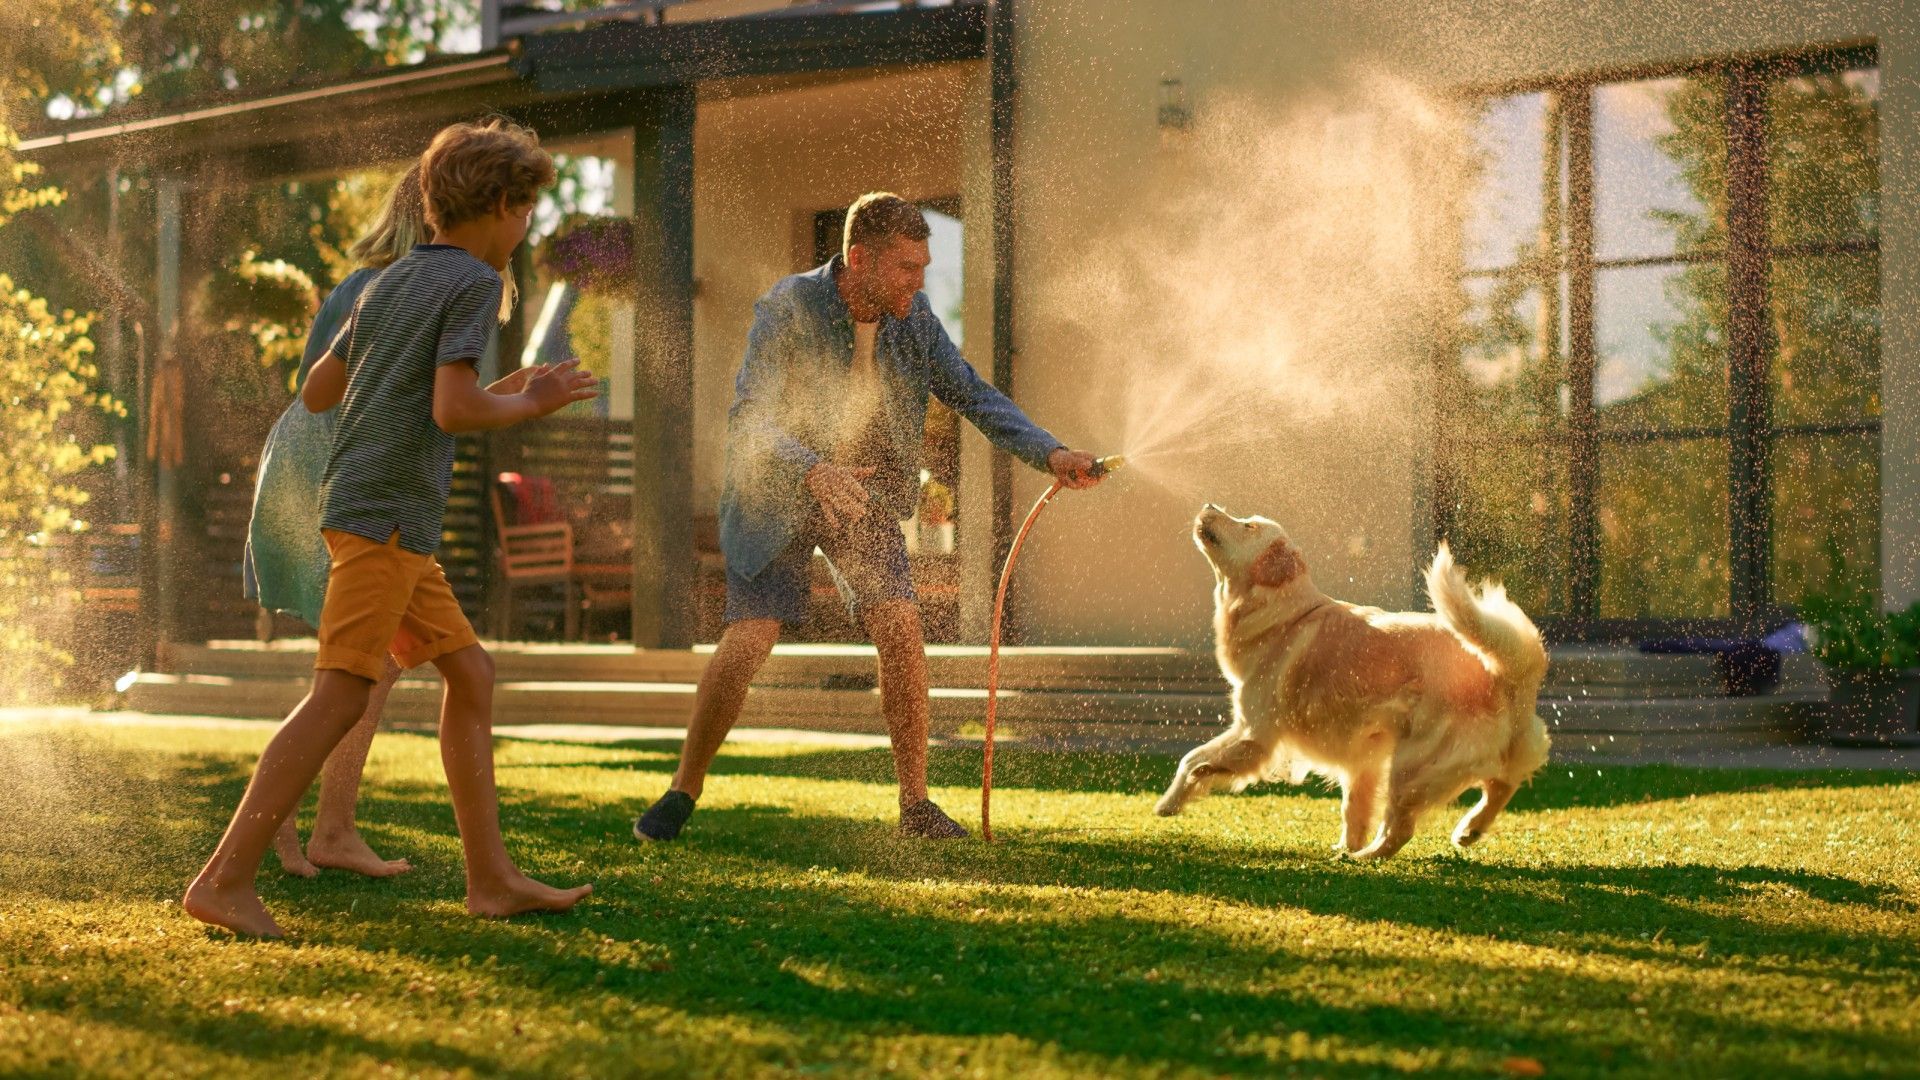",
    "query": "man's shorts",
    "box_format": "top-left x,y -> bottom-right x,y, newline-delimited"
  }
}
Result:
726,512 -> 916,626
314,529 -> 480,681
